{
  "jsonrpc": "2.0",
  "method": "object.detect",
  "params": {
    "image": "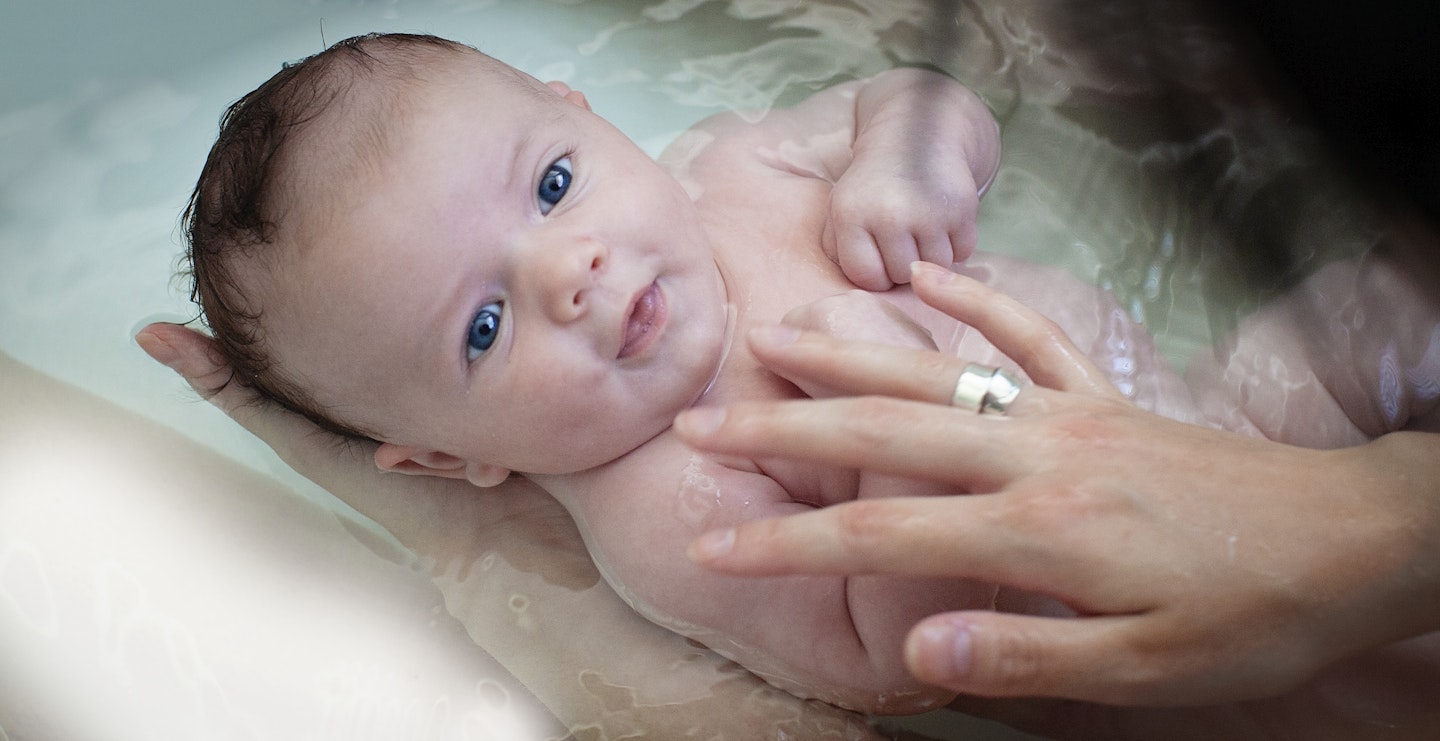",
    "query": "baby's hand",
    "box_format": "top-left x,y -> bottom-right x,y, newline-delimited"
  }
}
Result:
817,68 -> 999,290
772,290 -> 935,399
824,137 -> 985,291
